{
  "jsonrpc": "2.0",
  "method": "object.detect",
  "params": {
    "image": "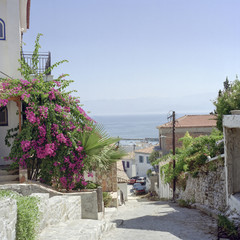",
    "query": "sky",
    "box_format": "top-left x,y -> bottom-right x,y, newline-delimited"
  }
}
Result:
23,0 -> 240,116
